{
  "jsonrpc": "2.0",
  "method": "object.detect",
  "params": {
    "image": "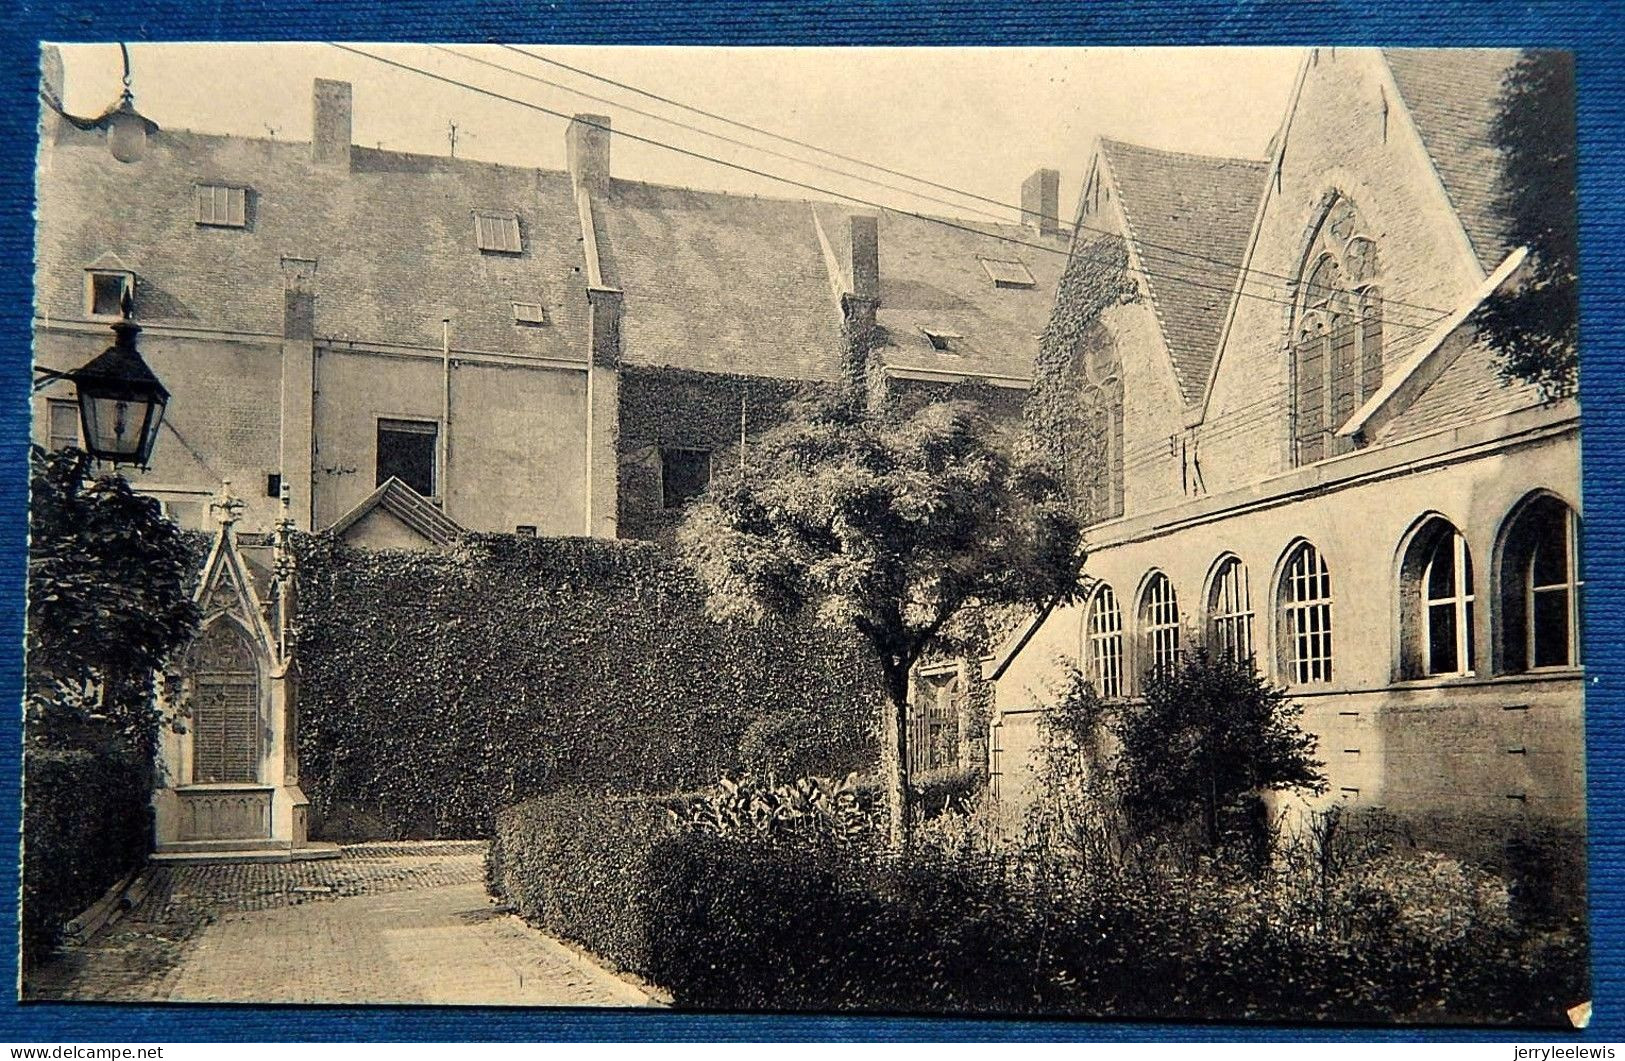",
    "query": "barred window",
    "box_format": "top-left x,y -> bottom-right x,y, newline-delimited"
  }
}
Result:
1208,556 -> 1254,664
1084,584 -> 1124,698
1280,542 -> 1333,684
1139,572 -> 1180,682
